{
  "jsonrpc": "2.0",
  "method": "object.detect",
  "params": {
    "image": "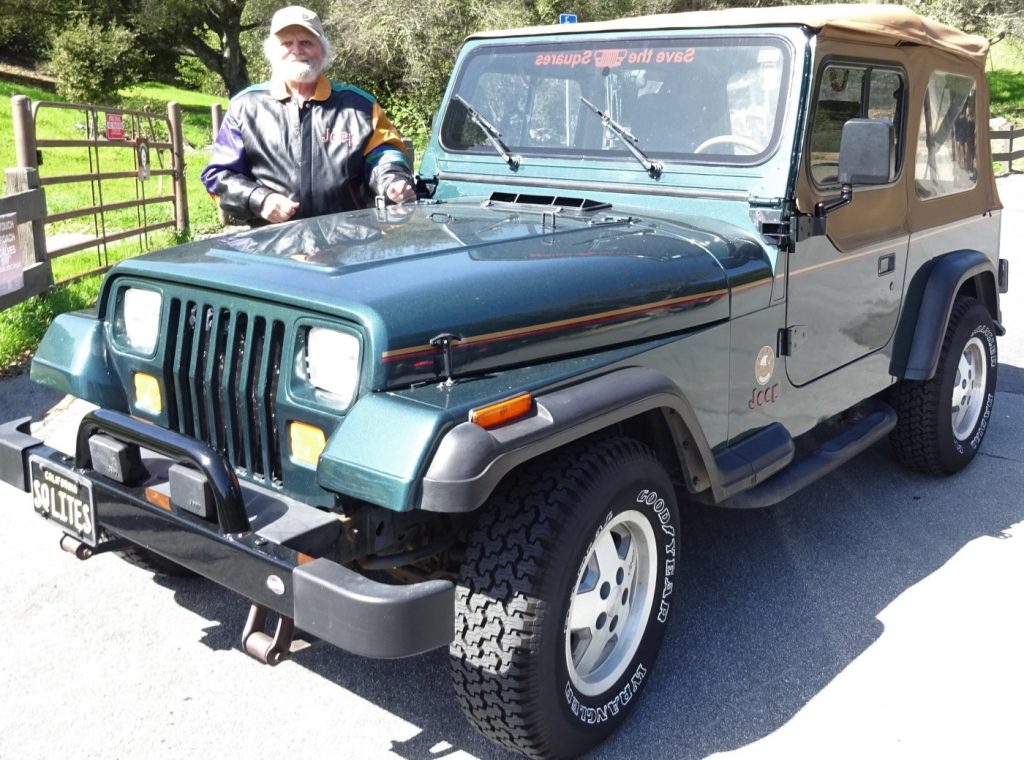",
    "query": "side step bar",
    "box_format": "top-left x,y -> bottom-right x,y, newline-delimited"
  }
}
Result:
712,401 -> 897,509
